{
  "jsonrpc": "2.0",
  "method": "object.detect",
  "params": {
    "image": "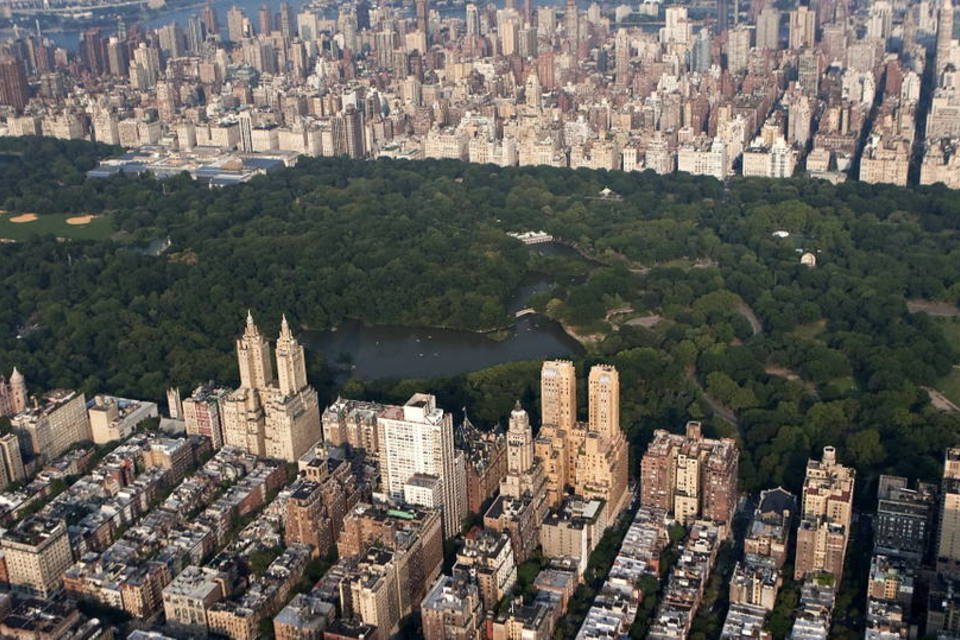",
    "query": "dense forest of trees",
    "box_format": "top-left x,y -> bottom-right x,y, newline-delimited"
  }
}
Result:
0,137 -> 958,502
